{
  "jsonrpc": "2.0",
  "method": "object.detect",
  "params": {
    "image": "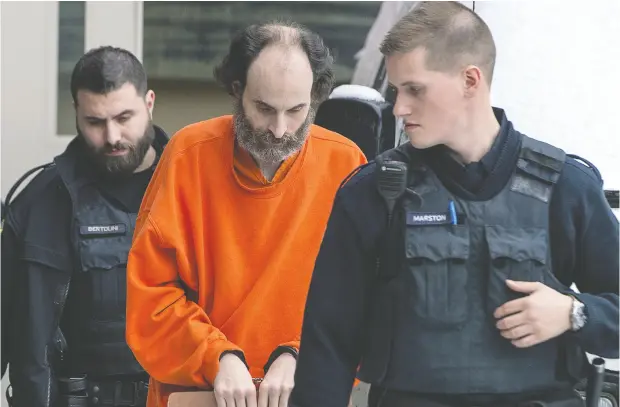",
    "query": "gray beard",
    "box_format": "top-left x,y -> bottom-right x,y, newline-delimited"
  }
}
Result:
233,100 -> 315,164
